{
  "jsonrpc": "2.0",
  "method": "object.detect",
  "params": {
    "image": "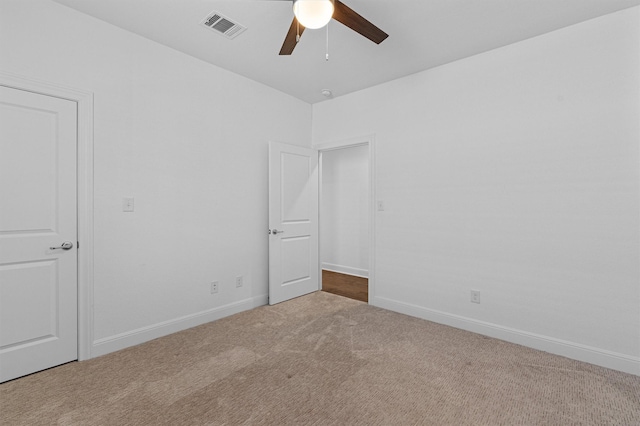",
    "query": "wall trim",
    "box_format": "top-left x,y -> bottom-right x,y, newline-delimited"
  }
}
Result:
252,294 -> 269,308
92,296 -> 266,358
0,70 -> 95,362
373,295 -> 640,376
322,263 -> 368,278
